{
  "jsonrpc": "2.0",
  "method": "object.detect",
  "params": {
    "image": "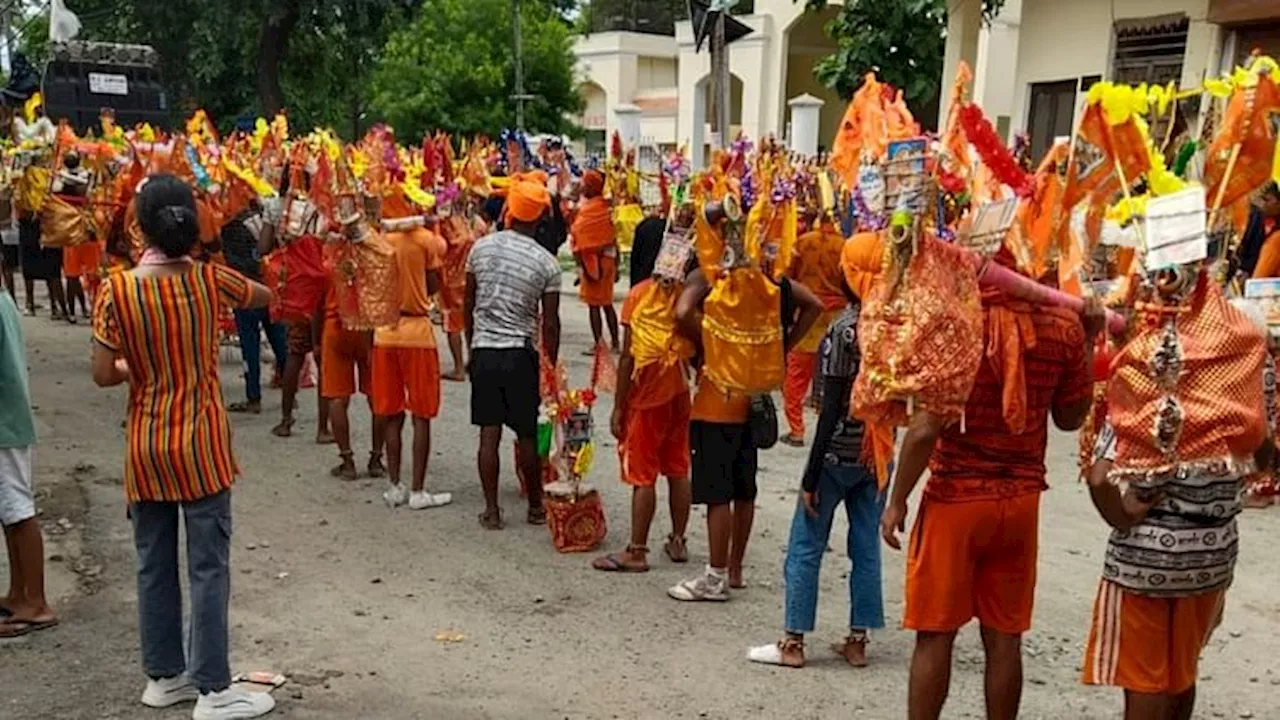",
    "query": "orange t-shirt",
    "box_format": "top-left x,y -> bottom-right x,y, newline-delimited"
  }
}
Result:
620,279 -> 689,410
374,227 -> 445,349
